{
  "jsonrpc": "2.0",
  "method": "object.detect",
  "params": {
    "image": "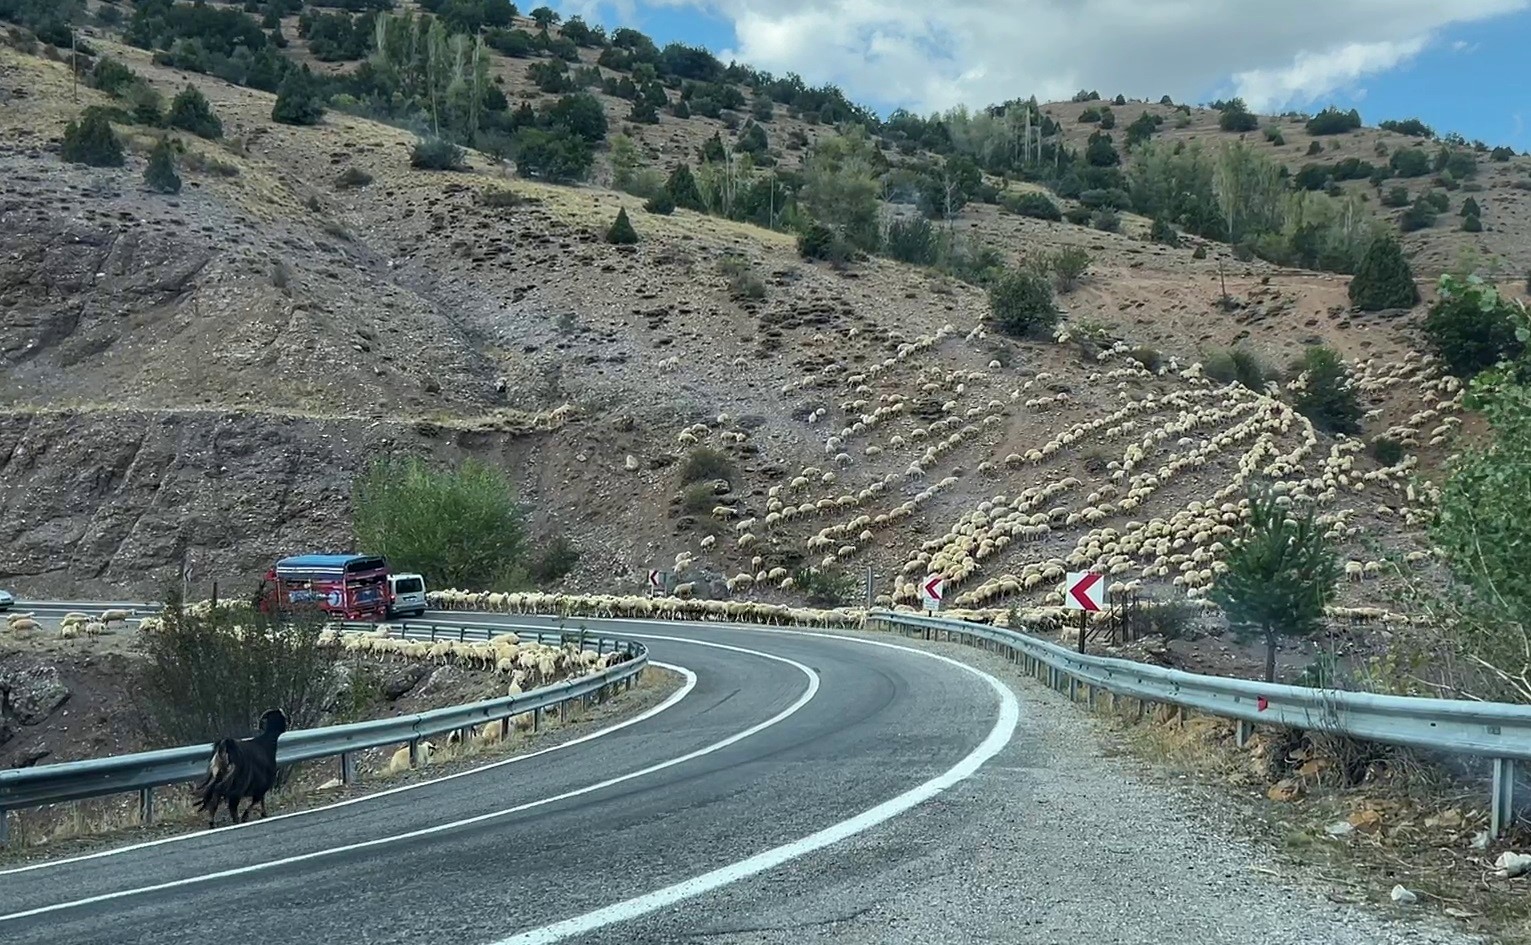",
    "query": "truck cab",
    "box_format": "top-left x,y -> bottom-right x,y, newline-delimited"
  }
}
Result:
387,573 -> 428,618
